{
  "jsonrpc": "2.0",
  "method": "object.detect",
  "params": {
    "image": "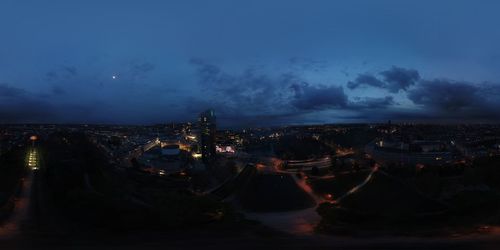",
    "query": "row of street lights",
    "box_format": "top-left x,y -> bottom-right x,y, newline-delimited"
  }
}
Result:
28,135 -> 38,170
28,149 -> 38,170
